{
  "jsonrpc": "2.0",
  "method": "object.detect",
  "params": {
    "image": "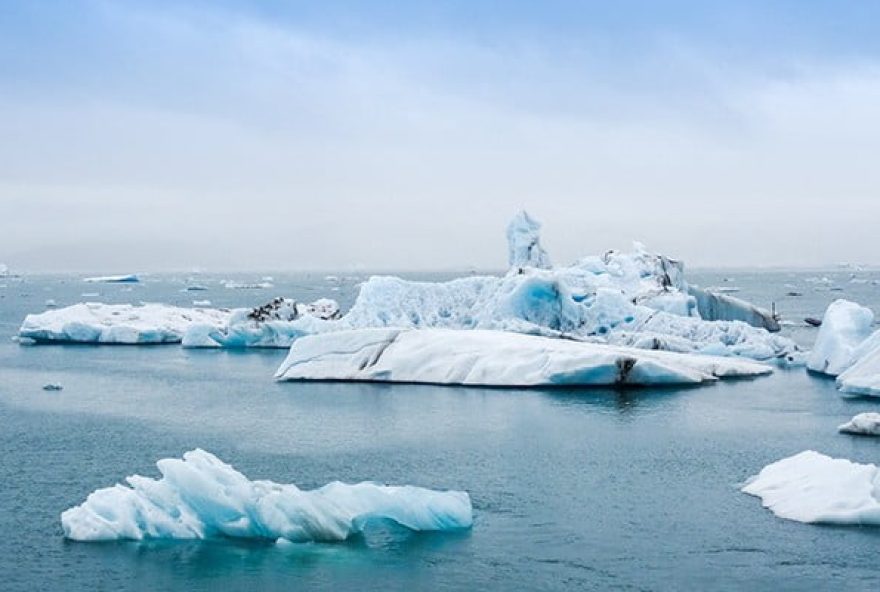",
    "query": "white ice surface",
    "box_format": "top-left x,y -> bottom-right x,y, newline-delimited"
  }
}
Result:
838,413 -> 880,436
83,274 -> 139,283
19,303 -> 230,344
836,332 -> 880,397
742,451 -> 880,525
807,299 -> 874,375
61,449 -> 472,542
21,299 -> 340,346
275,327 -> 771,387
